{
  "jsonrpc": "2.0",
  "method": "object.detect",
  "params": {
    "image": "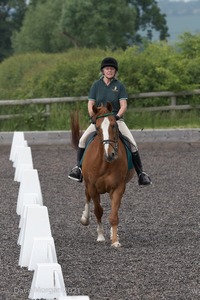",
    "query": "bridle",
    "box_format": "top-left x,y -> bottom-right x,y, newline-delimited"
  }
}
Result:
95,113 -> 119,156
